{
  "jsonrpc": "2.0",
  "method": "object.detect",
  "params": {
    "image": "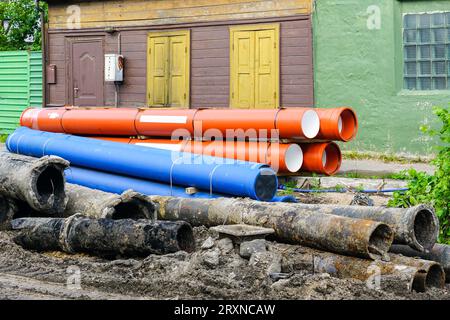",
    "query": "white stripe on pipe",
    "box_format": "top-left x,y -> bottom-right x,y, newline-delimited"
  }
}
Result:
48,112 -> 61,119
135,143 -> 182,152
338,116 -> 343,133
139,115 -> 188,124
